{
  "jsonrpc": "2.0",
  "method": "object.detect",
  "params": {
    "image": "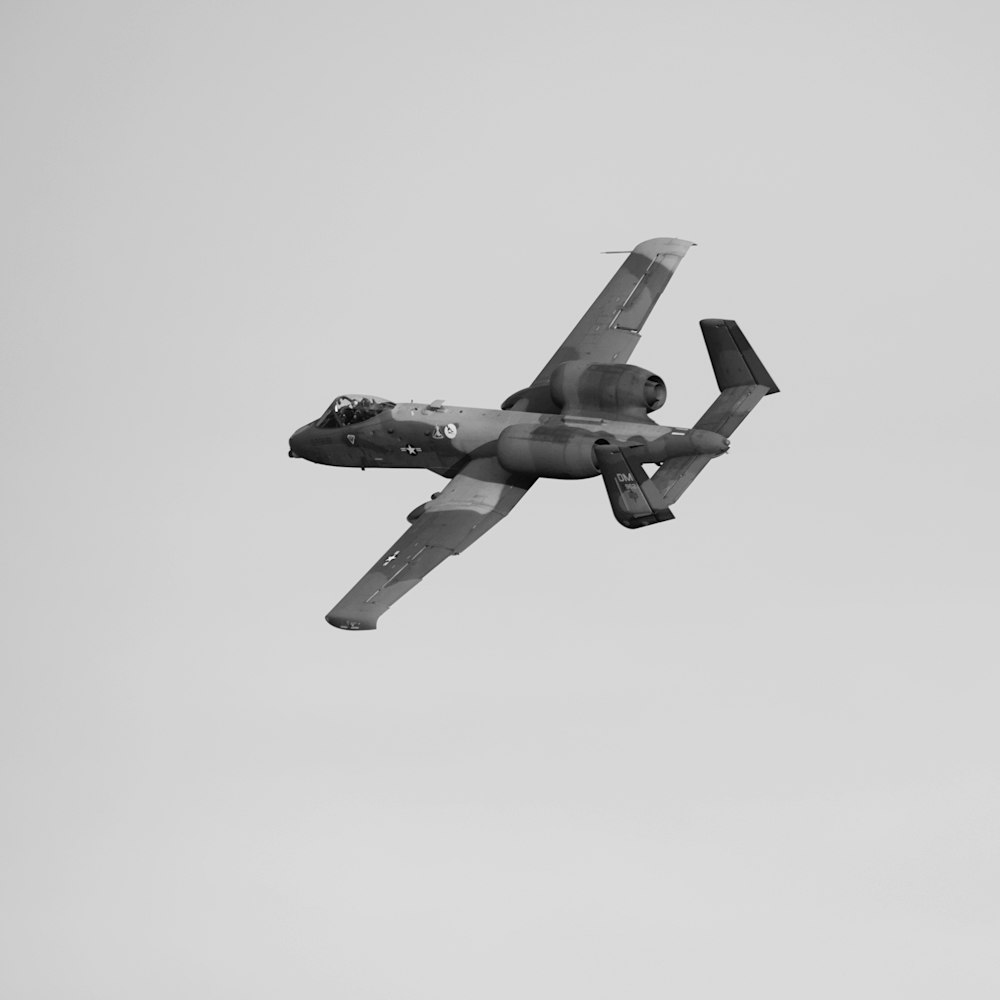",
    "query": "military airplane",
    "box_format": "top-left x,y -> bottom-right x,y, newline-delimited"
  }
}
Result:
289,237 -> 778,630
